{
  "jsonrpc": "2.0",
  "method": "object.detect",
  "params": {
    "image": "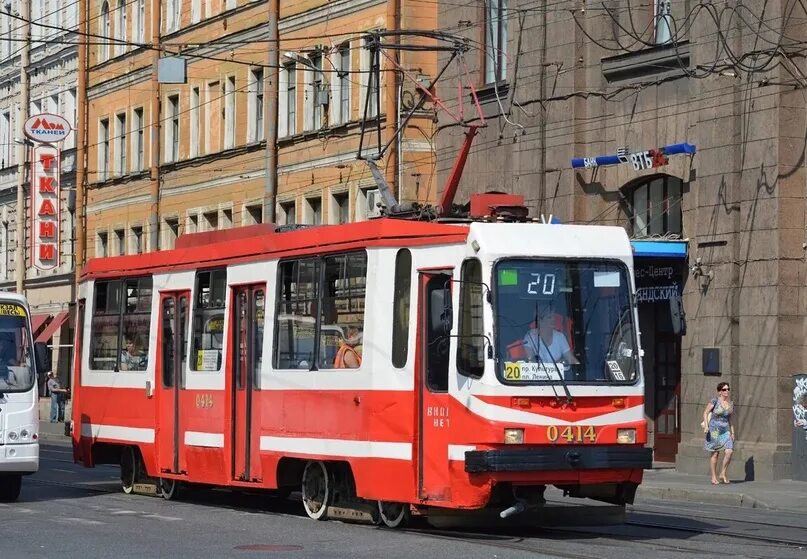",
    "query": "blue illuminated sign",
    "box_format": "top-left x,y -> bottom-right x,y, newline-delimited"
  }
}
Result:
571,143 -> 697,170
